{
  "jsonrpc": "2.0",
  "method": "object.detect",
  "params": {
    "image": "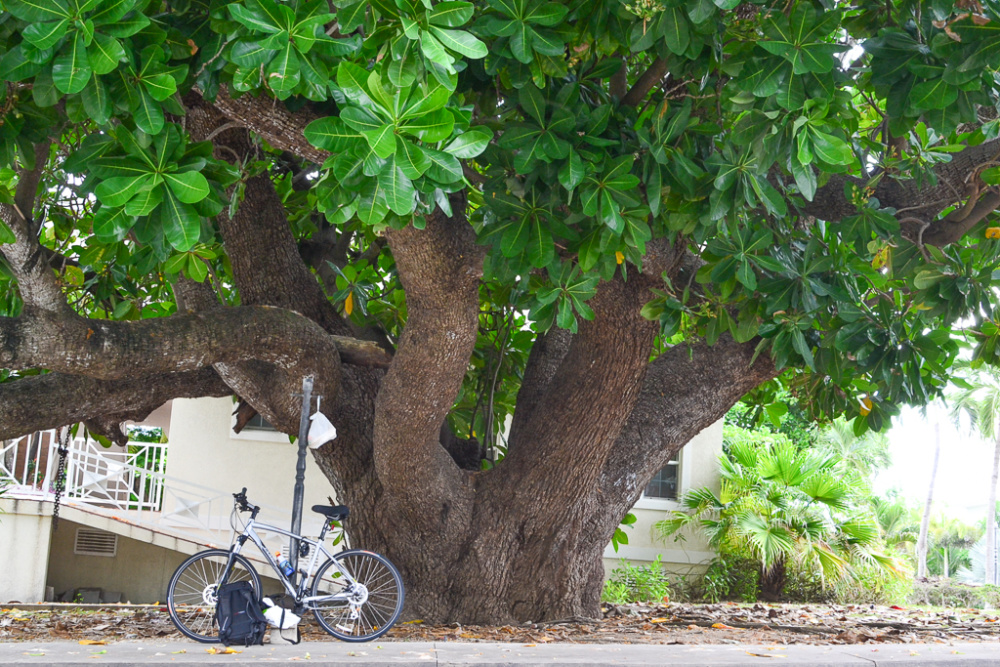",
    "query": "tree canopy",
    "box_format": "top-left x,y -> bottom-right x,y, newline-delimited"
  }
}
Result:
4,0 -> 1000,622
